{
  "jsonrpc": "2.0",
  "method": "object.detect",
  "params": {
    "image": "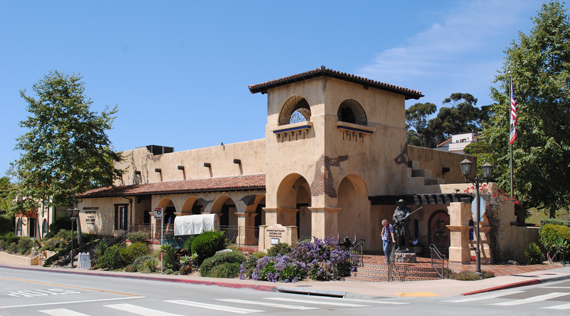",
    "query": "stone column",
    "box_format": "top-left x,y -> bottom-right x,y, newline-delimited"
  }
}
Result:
262,208 -> 298,227
447,202 -> 472,263
309,207 -> 341,240
236,212 -> 258,246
